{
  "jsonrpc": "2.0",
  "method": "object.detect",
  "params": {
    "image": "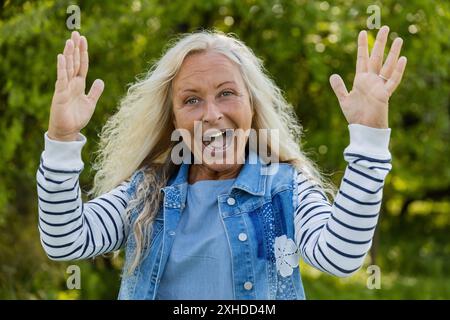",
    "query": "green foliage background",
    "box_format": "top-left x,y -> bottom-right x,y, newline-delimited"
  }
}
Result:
0,0 -> 449,299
